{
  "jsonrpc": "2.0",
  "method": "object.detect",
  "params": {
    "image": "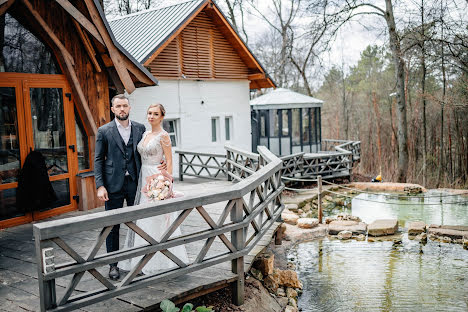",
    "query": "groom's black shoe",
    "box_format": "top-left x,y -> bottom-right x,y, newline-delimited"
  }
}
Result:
109,266 -> 120,280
